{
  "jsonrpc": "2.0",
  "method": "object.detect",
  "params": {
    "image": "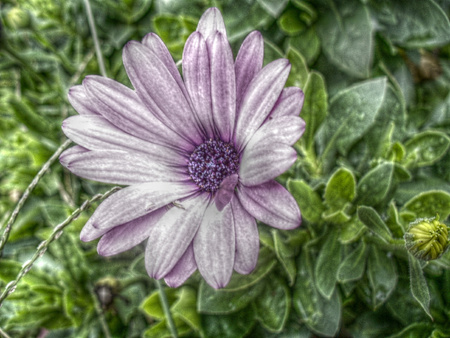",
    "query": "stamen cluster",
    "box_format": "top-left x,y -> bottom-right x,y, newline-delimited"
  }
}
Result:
188,139 -> 239,192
